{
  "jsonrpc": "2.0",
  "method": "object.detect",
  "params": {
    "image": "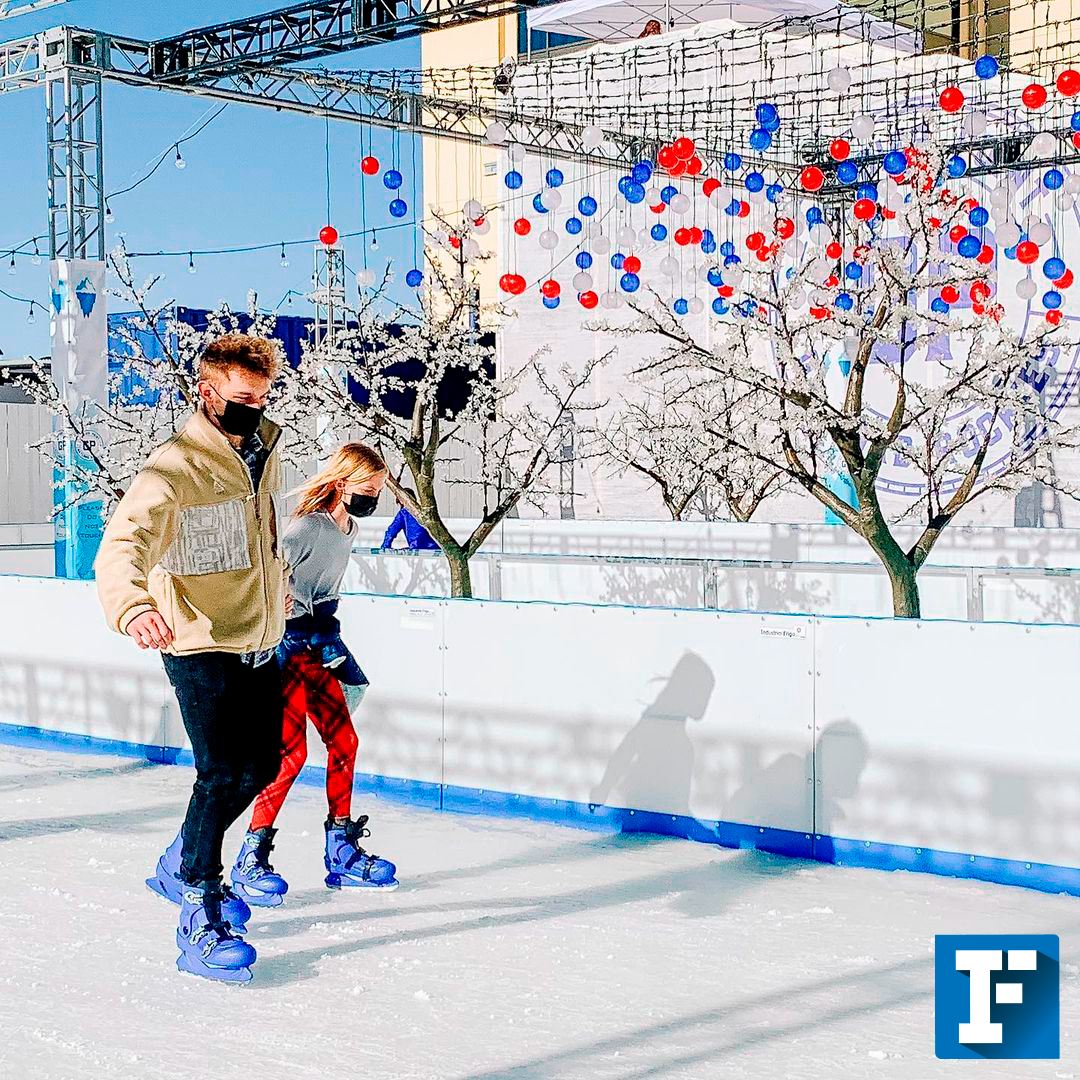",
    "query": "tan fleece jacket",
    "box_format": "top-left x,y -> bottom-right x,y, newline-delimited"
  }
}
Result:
95,407 -> 287,655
